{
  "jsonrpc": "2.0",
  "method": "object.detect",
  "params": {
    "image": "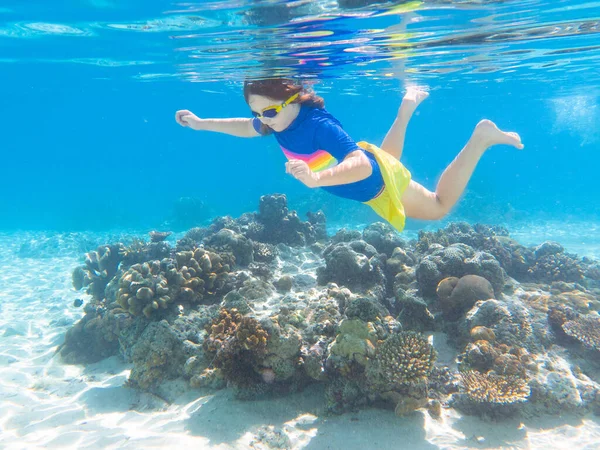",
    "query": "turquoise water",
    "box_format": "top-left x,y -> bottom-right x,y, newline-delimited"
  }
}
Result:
3,3 -> 600,448
1,0 -> 599,231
